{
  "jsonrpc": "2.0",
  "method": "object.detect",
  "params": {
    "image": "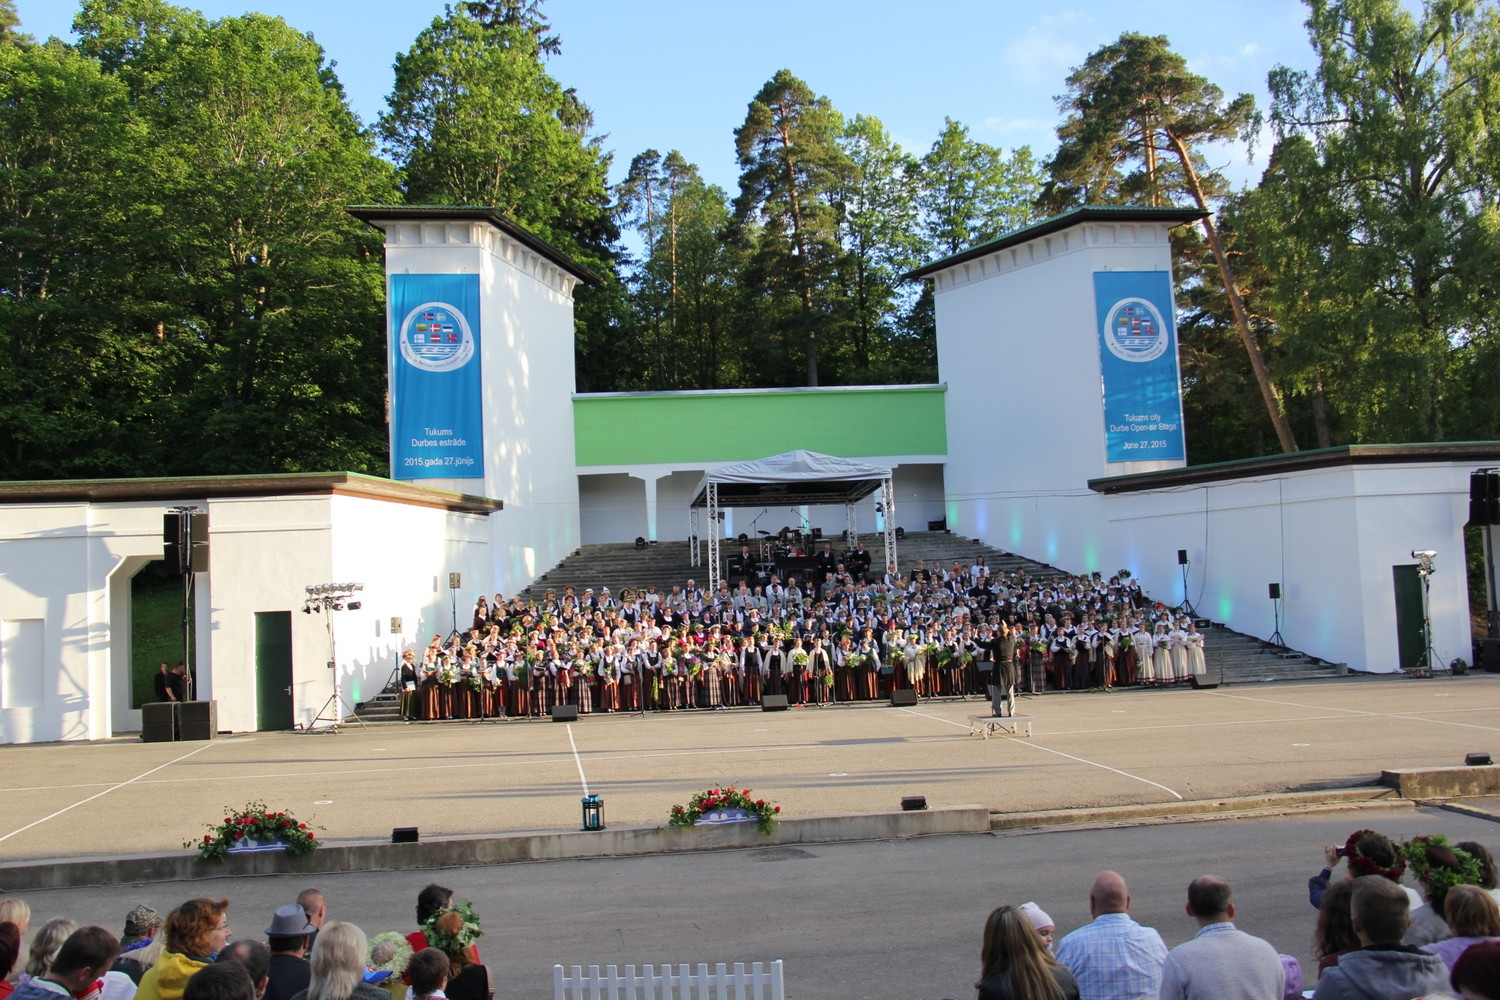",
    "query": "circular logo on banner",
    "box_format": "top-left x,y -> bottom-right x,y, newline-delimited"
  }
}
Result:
398,301 -> 475,372
1102,297 -> 1169,363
